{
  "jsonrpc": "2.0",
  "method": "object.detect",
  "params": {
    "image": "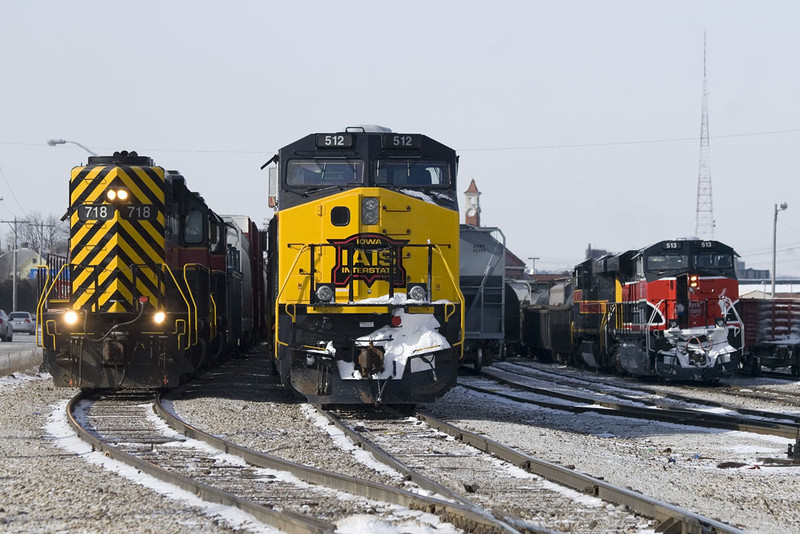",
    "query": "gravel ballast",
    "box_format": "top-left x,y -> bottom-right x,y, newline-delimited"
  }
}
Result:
4,355 -> 800,533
